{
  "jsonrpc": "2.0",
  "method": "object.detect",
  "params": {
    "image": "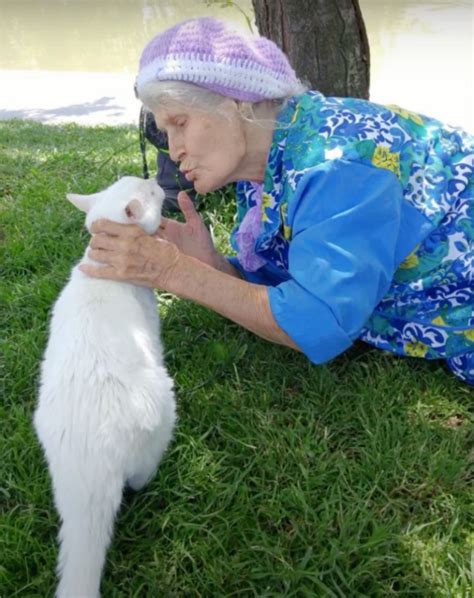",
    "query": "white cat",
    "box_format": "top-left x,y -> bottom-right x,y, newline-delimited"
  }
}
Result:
34,176 -> 176,598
